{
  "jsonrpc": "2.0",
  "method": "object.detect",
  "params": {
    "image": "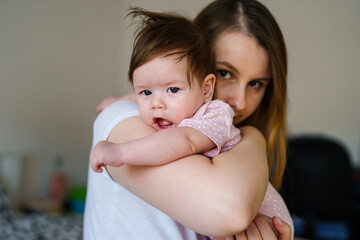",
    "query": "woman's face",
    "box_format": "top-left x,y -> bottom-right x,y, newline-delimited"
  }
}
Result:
214,32 -> 272,125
